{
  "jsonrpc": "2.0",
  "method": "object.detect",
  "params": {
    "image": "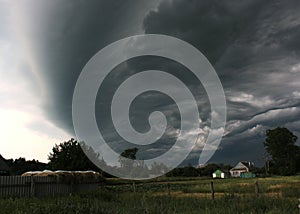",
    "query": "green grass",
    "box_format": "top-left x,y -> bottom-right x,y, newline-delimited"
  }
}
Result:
0,176 -> 300,213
